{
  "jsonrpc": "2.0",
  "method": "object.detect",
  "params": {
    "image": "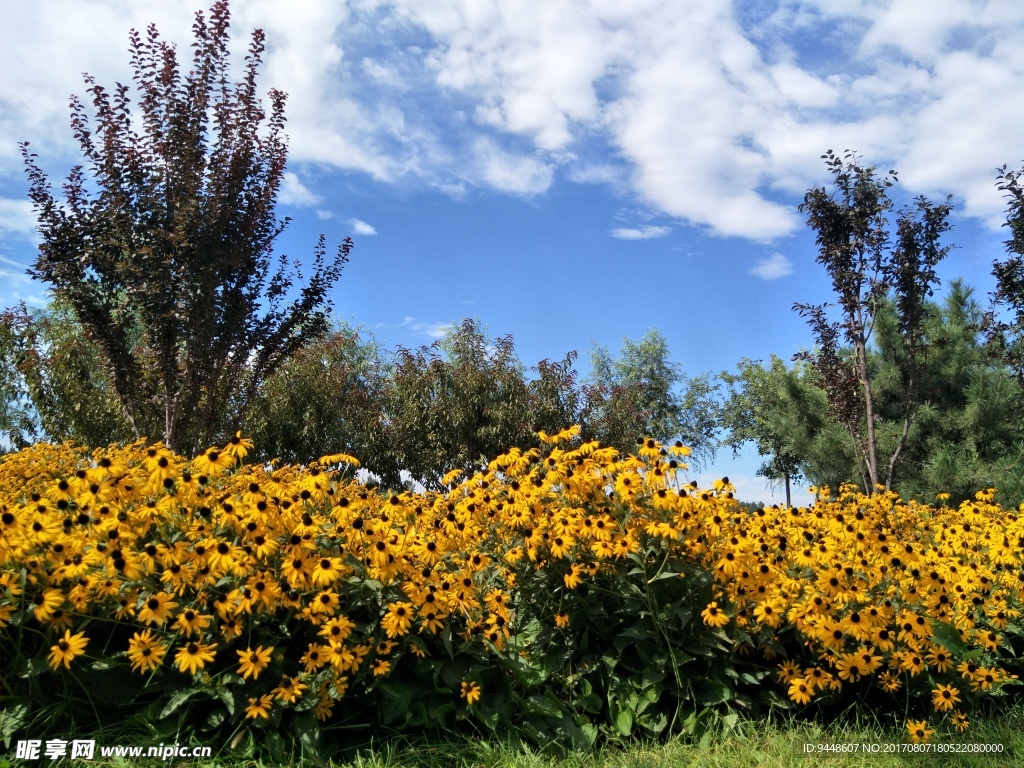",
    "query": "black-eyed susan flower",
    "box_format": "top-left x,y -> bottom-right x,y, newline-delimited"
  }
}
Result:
48,629 -> 88,670
318,615 -> 355,646
300,643 -> 329,673
236,645 -> 273,680
311,556 -> 344,588
225,432 -> 254,461
460,681 -> 481,705
563,564 -> 583,589
701,602 -> 729,629
172,608 -> 211,636
127,629 -> 167,674
835,654 -> 865,682
382,602 -> 414,638
777,660 -> 801,683
788,677 -> 813,705
245,694 -> 274,720
138,592 -> 178,626
175,641 -> 216,675
192,448 -> 235,478
273,675 -> 307,704
950,711 -> 969,731
906,719 -> 933,744
878,670 -> 902,692
932,684 -> 960,712
33,588 -> 65,623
